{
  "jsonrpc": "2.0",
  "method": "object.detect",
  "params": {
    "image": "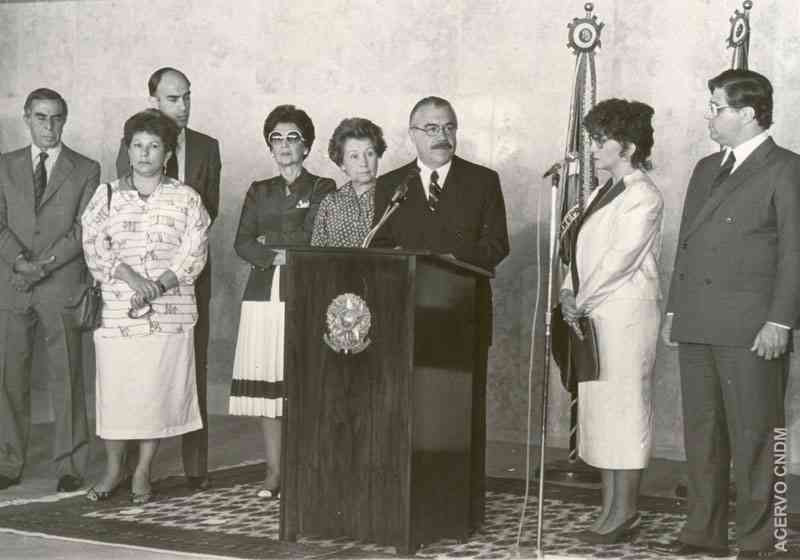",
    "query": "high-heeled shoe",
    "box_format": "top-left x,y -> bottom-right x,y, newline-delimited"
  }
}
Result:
85,474 -> 131,502
576,514 -> 641,544
130,488 -> 154,505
